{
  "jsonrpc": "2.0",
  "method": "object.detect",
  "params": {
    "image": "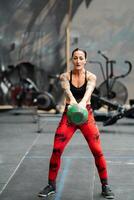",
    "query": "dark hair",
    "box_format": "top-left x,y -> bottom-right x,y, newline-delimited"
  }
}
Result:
72,48 -> 87,59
